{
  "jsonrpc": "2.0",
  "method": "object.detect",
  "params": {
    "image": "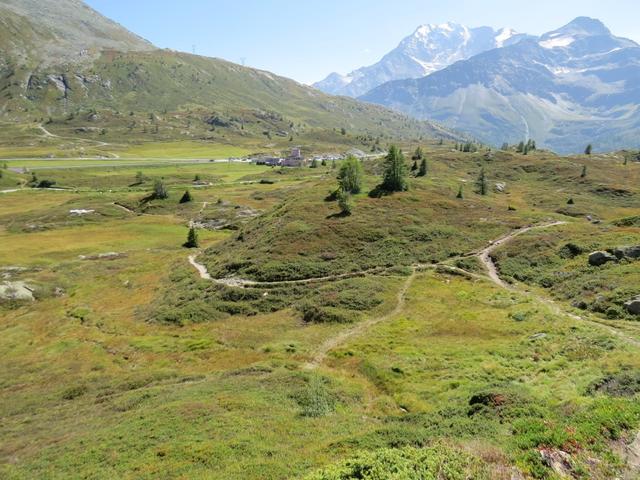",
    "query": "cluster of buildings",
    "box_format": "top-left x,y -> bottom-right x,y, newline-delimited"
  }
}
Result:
253,148 -> 367,168
254,147 -> 305,167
